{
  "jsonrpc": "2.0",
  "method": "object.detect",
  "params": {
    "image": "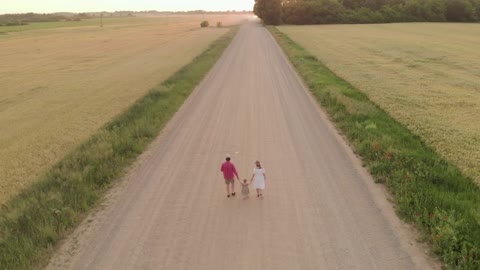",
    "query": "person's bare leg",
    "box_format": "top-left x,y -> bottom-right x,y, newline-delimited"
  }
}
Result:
256,189 -> 260,197
231,181 -> 235,196
226,183 -> 230,196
